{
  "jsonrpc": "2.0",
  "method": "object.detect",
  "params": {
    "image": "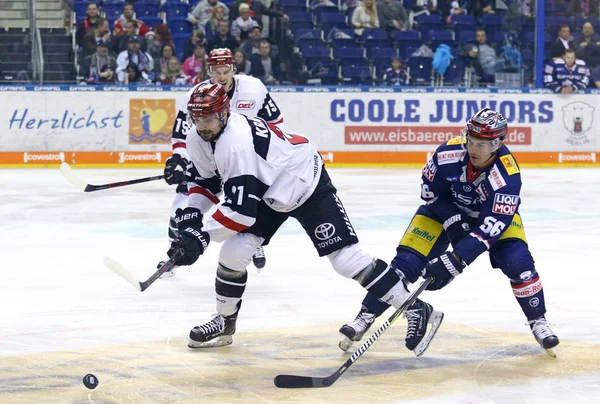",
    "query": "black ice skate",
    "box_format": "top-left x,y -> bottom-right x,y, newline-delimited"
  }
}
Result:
404,299 -> 444,357
528,316 -> 560,358
252,246 -> 266,271
338,306 -> 376,351
157,259 -> 178,278
188,311 -> 239,348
